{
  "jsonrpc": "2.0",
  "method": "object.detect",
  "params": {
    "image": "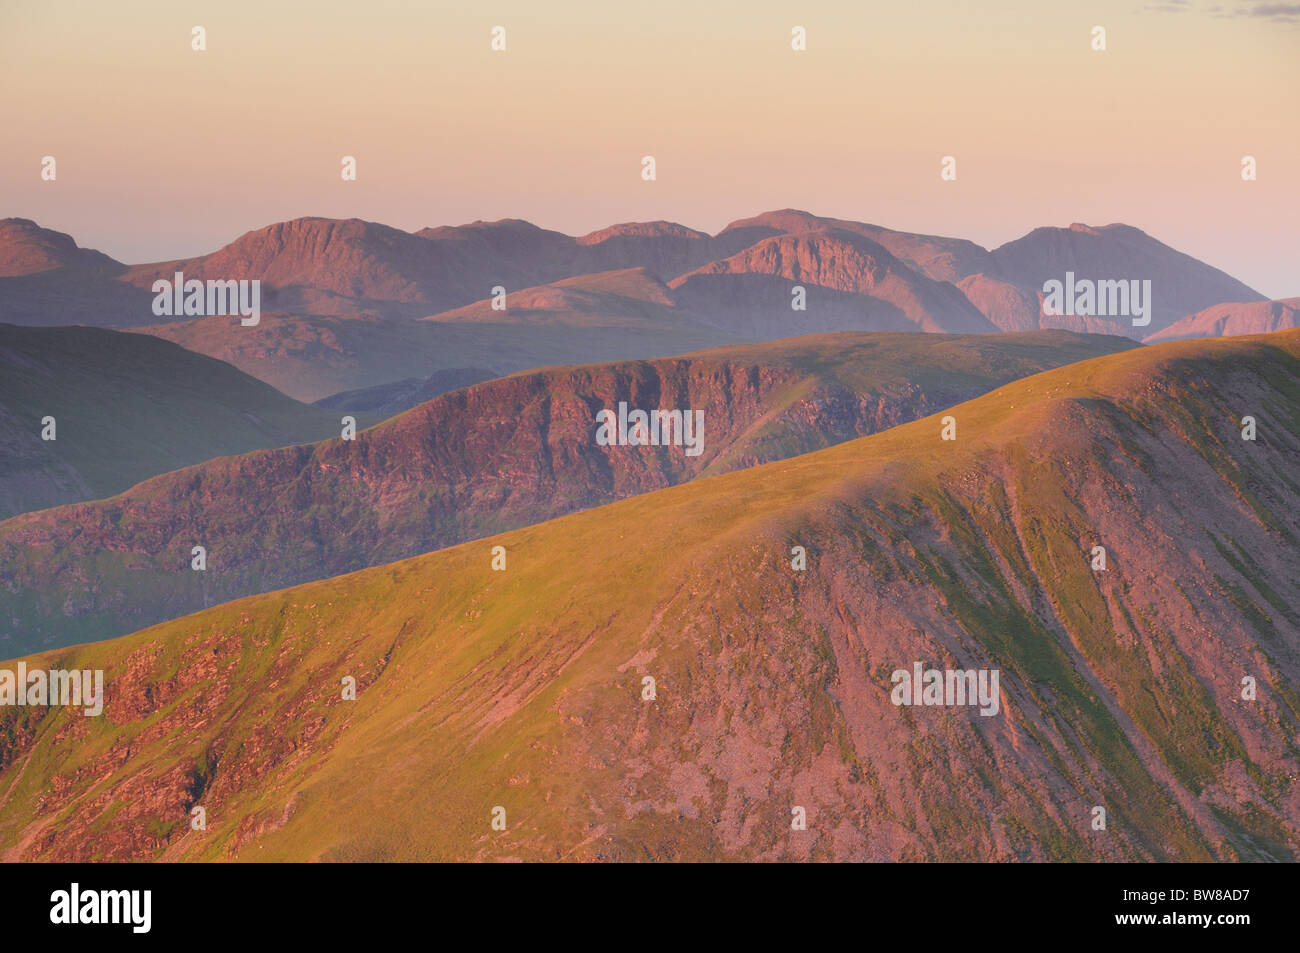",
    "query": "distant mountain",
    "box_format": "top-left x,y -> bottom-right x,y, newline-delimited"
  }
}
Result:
121,217 -> 524,316
0,219 -> 154,328
1,213 -> 1283,395
1145,298 -> 1300,343
134,306 -> 737,403
0,330 -> 1134,654
0,324 -> 344,520
427,267 -> 684,328
119,217 -> 762,320
670,228 -> 997,335
0,219 -> 121,277
575,221 -> 720,277
2,330 -> 1294,861
957,274 -> 1050,333
314,367 -> 498,415
716,209 -> 996,283
969,223 -> 1265,337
